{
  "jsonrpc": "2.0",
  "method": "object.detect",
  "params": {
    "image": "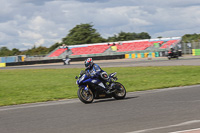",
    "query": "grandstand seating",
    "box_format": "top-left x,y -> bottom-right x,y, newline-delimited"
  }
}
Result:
159,40 -> 180,49
116,41 -> 164,52
47,38 -> 181,57
48,48 -> 68,57
70,44 -> 110,55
